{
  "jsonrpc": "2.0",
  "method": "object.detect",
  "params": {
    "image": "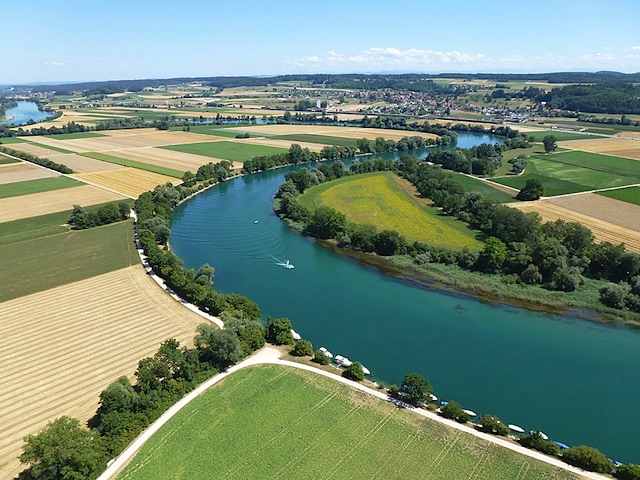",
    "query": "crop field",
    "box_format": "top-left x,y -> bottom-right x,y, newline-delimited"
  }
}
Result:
0,136 -> 27,144
169,125 -> 251,139
72,167 -> 178,197
546,193 -> 640,231
43,153 -> 124,172
527,131 -> 601,142
0,265 -> 208,480
225,124 -> 438,141
598,186 -> 640,205
26,130 -> 217,153
0,175 -> 80,199
557,137 -> 640,160
99,147 -> 217,174
450,174 -> 518,203
80,152 -> 184,177
46,132 -> 106,140
118,364 -> 576,480
299,172 -> 482,249
0,156 -> 20,164
0,220 -> 139,301
239,137 -> 326,152
3,141 -> 73,158
493,152 -> 640,196
0,161 -> 60,184
271,133 -> 360,147
509,201 -> 640,252
161,140 -> 289,163
0,184 -> 125,222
